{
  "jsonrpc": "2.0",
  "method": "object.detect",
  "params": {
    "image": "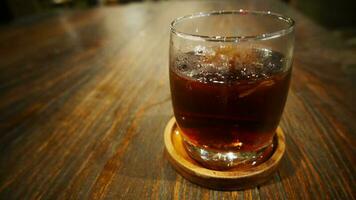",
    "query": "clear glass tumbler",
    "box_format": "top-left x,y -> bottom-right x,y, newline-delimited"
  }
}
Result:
169,10 -> 294,170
